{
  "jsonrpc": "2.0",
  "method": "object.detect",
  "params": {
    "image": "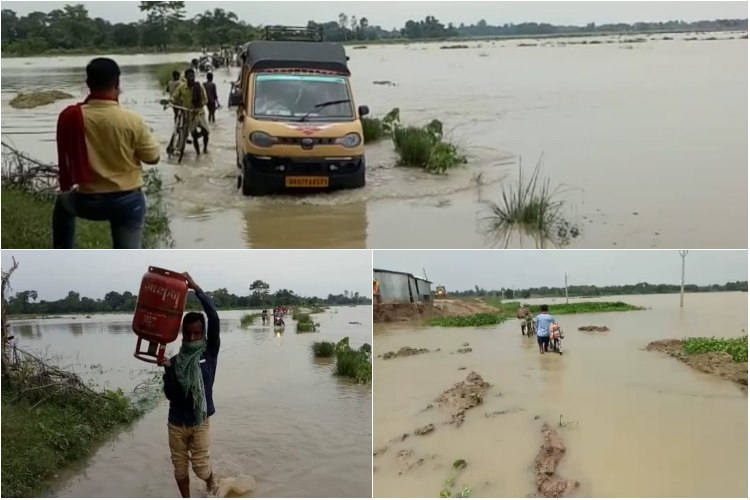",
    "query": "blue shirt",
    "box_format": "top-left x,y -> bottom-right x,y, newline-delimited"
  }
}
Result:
535,313 -> 556,338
